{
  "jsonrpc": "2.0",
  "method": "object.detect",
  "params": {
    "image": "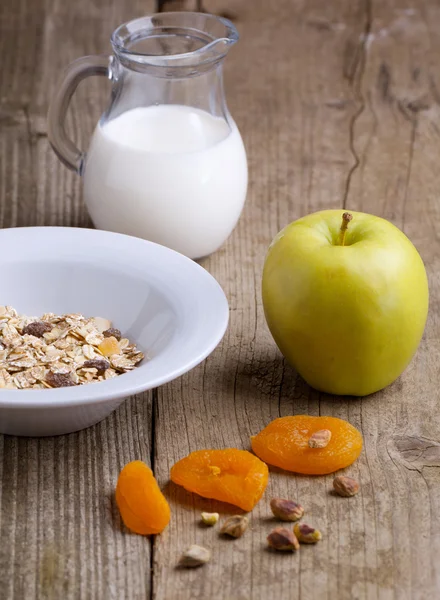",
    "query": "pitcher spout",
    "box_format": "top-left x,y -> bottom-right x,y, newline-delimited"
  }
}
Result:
111,12 -> 239,74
